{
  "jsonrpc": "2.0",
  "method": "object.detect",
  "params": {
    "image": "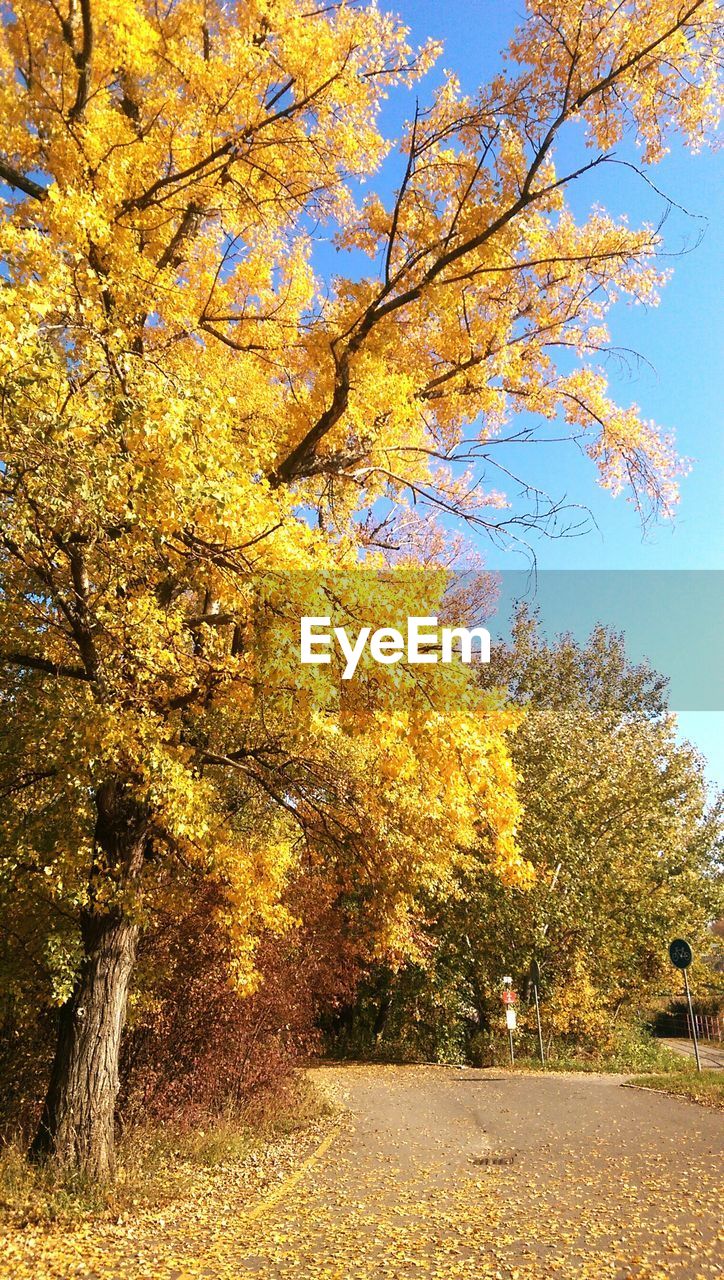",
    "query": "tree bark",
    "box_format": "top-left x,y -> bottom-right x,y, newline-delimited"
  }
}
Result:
30,781 -> 148,1179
